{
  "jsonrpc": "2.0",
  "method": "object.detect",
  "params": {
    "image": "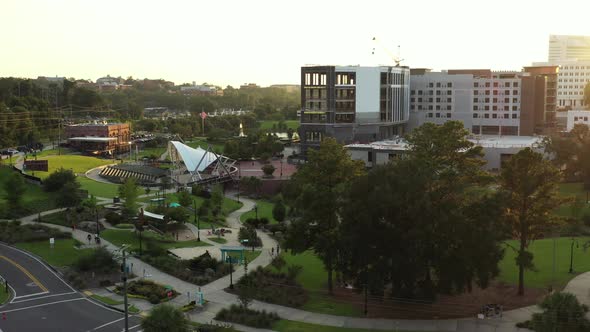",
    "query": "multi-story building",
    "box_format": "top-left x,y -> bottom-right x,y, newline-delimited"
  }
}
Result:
408,68 -> 557,136
533,60 -> 590,110
65,122 -> 131,156
548,35 -> 590,62
299,65 -> 410,153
